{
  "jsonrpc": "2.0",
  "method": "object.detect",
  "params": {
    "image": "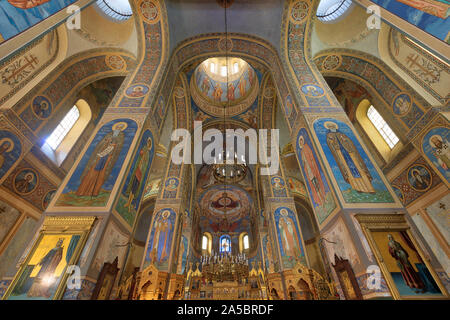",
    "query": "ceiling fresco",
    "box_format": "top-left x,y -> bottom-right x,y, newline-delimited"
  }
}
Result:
188,58 -> 264,129
197,184 -> 254,234
190,57 -> 259,117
